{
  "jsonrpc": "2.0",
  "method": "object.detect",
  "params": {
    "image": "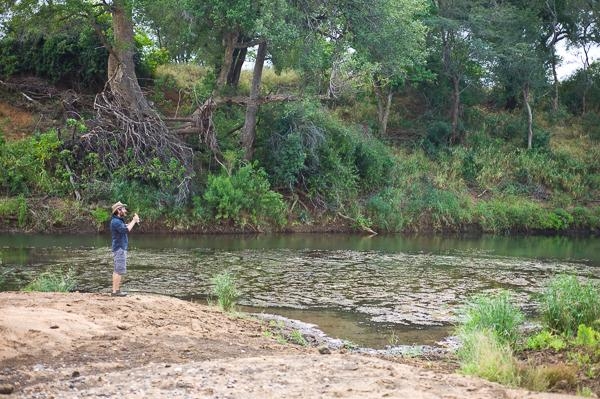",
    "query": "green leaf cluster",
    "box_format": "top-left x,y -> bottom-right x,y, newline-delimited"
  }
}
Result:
202,163 -> 286,229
